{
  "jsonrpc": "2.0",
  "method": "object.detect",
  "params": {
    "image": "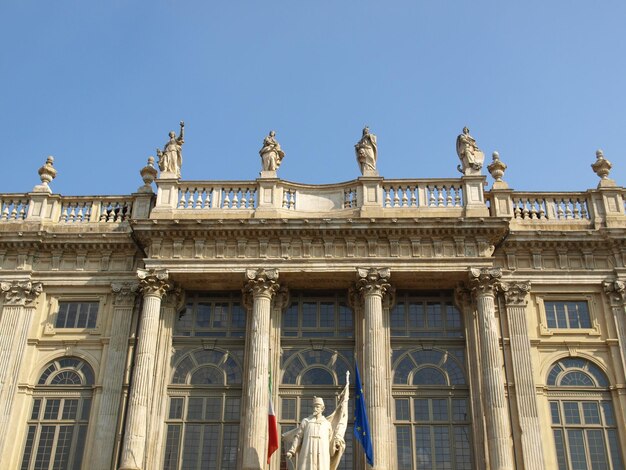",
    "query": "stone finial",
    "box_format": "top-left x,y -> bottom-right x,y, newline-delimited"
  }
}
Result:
138,156 -> 158,193
591,149 -> 615,188
456,127 -> 484,176
355,126 -> 378,176
488,151 -> 508,189
33,156 -> 57,193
